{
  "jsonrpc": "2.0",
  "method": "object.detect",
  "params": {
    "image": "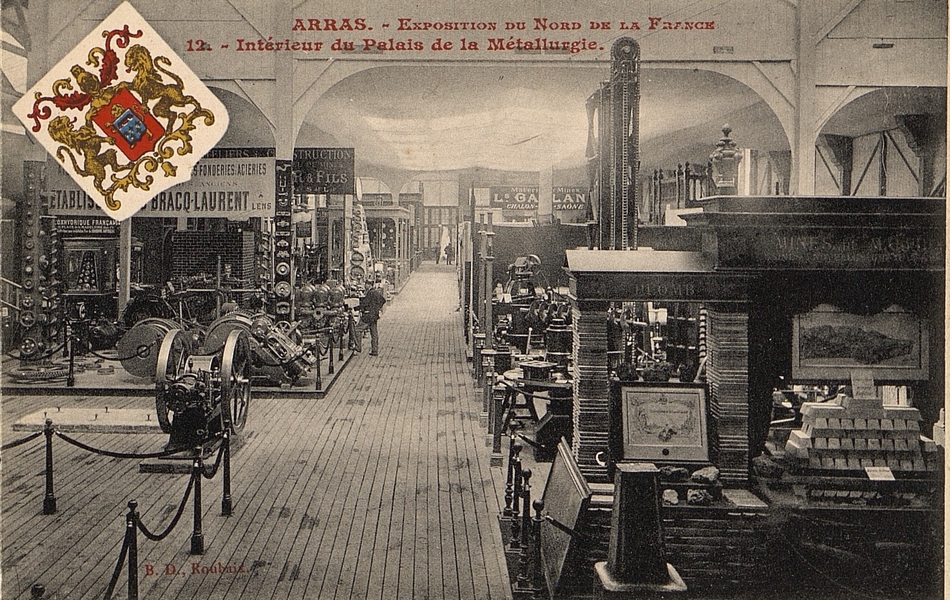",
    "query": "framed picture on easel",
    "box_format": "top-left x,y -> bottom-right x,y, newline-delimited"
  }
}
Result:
619,383 -> 709,462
